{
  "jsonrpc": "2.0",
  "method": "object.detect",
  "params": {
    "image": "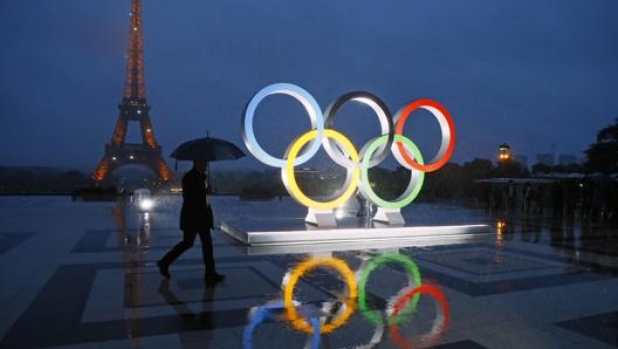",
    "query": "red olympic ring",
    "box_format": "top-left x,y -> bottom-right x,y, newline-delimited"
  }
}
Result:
395,99 -> 456,172
389,284 -> 450,349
